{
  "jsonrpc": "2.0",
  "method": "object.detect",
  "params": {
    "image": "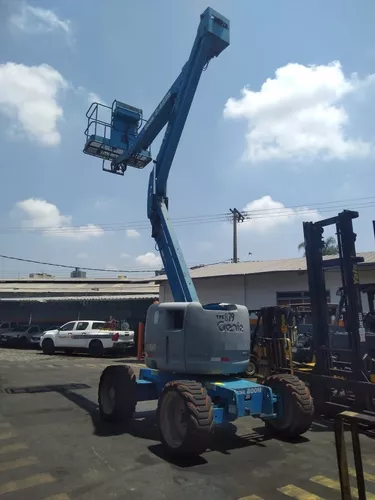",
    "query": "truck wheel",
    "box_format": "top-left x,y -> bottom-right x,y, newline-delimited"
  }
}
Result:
42,338 -> 55,355
19,337 -> 28,349
157,380 -> 213,457
263,373 -> 314,439
89,339 -> 104,357
98,365 -> 137,422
